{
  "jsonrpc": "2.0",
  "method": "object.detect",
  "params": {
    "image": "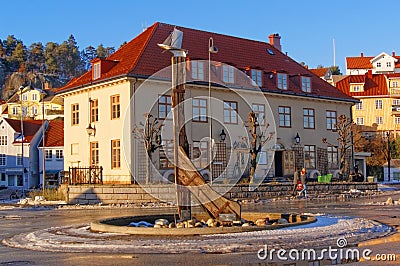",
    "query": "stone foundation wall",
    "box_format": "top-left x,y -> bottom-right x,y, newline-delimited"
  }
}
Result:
67,182 -> 378,205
